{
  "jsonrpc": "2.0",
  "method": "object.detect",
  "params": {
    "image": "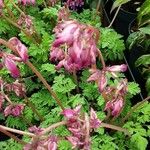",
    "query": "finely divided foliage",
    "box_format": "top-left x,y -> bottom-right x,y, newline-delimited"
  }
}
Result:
0,1 -> 149,150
